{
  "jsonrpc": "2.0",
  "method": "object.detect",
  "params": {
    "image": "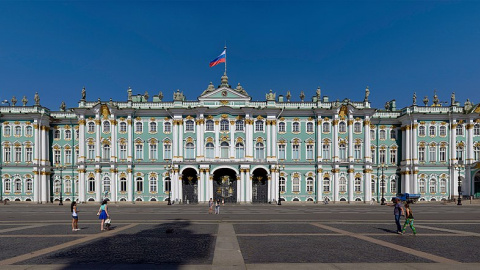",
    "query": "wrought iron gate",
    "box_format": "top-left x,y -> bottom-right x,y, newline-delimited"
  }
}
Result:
213,175 -> 237,203
182,177 -> 198,204
252,176 -> 268,203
